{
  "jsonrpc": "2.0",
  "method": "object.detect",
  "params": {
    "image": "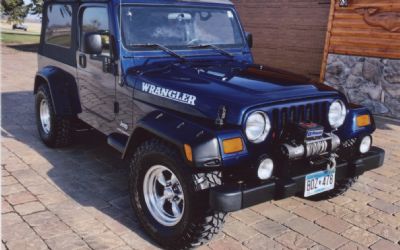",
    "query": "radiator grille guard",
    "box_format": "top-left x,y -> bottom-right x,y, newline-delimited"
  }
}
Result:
270,101 -> 329,133
266,100 -> 337,160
